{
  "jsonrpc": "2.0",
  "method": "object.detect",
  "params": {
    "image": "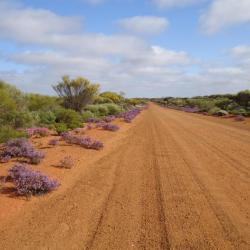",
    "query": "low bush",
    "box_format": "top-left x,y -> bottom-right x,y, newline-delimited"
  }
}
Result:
103,115 -> 116,123
85,104 -> 108,117
38,111 -> 56,125
61,132 -> 104,150
234,115 -> 246,121
100,92 -> 124,103
94,96 -> 113,104
85,103 -> 123,117
0,126 -> 27,143
101,123 -> 120,132
87,117 -> 101,123
120,109 -> 141,123
9,164 -> 59,196
230,108 -> 247,116
208,107 -> 221,115
0,138 -> 45,164
182,107 -> 200,113
86,124 -> 93,130
2,111 -> 34,128
54,123 -> 69,135
59,156 -> 74,169
26,127 -> 50,137
48,138 -> 60,146
0,155 -> 11,163
104,103 -> 123,115
55,108 -> 83,129
82,111 -> 95,122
